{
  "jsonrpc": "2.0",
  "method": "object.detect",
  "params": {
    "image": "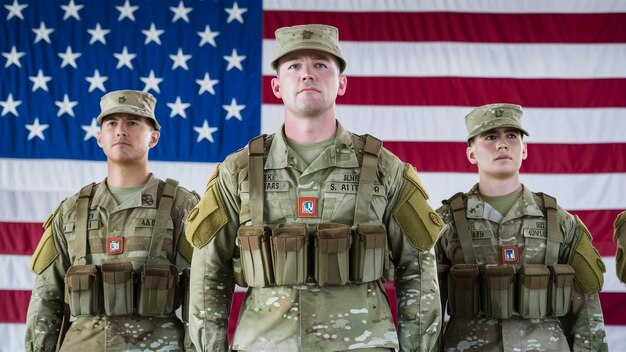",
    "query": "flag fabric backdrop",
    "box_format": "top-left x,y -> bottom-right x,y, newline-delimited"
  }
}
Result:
1,0 -> 625,350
